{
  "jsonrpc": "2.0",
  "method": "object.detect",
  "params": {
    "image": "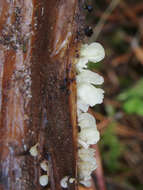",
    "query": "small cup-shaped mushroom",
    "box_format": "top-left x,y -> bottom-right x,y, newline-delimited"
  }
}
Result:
29,144 -> 38,157
80,42 -> 105,63
76,70 -> 104,85
78,148 -> 96,164
78,160 -> 97,180
78,127 -> 100,146
77,83 -> 104,107
78,113 -> 96,129
39,175 -> 49,187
